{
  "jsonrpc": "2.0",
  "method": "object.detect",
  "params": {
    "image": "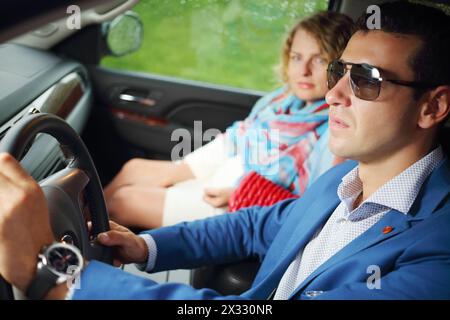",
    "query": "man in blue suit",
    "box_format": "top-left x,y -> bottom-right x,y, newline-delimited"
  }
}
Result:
0,1 -> 449,299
